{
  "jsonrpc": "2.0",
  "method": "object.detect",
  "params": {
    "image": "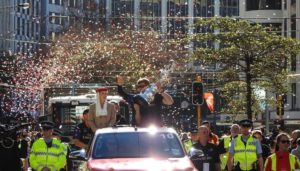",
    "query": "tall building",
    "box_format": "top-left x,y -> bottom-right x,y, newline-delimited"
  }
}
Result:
0,0 -> 78,53
0,1 -> 16,53
240,0 -> 300,126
